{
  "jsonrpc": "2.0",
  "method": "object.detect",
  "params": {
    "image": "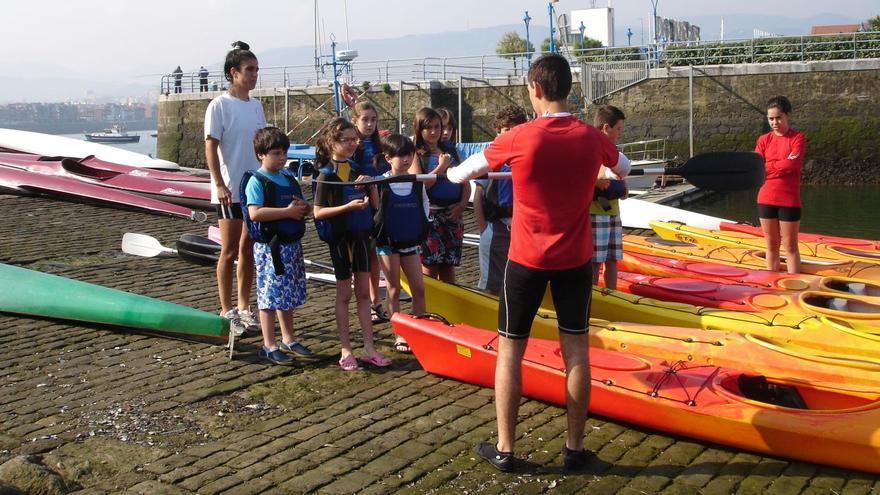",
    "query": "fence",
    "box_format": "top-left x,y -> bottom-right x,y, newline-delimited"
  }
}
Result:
160,31 -> 880,95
